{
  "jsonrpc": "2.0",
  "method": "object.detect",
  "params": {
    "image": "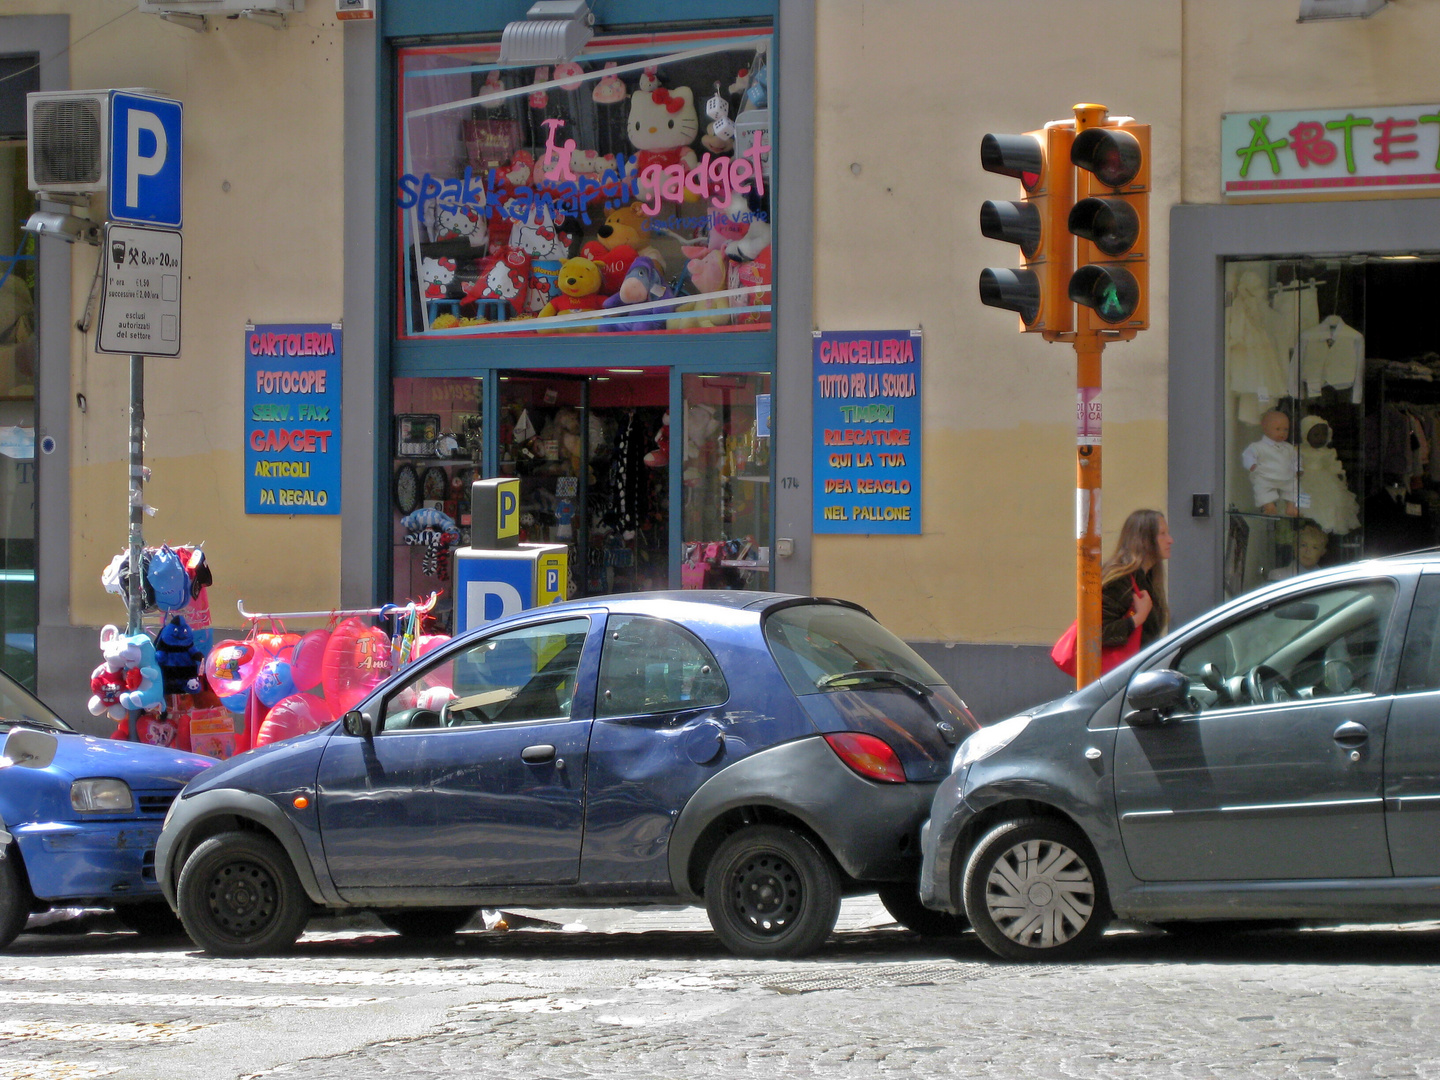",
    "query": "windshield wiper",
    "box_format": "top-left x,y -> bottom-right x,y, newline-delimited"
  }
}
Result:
817,669 -> 932,697
0,716 -> 64,733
